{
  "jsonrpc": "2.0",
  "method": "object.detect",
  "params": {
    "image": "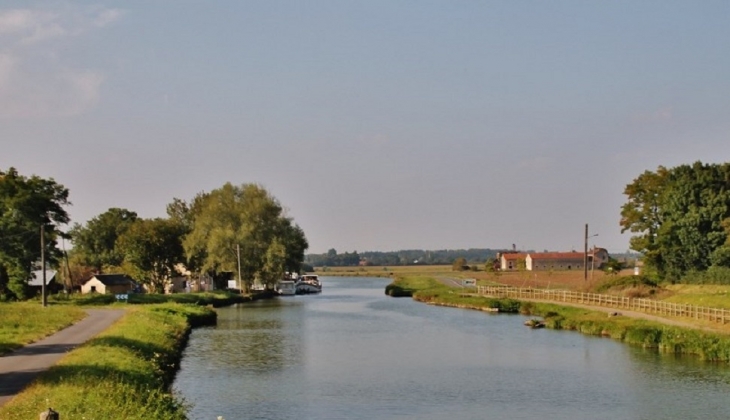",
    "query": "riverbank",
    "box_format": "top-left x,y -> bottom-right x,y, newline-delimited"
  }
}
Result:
388,276 -> 730,362
0,303 -> 216,419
